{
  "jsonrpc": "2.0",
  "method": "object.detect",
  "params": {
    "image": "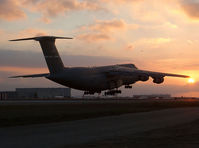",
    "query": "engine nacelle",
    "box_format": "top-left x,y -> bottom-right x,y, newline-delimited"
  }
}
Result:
153,77 -> 164,84
139,75 -> 149,82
